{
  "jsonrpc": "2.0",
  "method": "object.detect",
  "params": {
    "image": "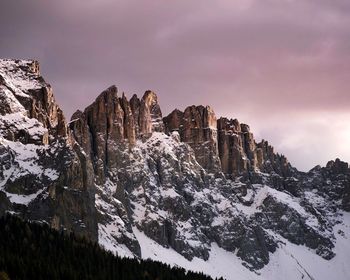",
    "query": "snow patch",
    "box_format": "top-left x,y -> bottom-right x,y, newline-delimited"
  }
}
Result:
6,188 -> 45,206
133,227 -> 259,280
